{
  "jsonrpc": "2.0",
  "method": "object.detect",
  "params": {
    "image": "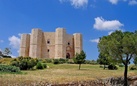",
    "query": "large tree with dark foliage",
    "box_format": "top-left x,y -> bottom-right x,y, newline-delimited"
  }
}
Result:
98,30 -> 137,86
